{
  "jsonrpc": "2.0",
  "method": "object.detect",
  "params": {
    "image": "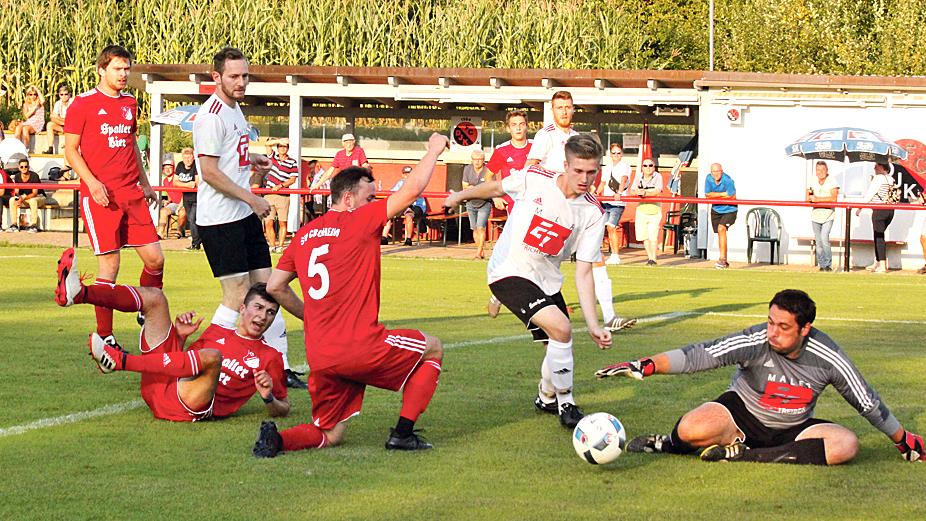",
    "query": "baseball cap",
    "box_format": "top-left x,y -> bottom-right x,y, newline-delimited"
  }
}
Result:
341,133 -> 355,141
162,156 -> 174,166
402,166 -> 413,173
